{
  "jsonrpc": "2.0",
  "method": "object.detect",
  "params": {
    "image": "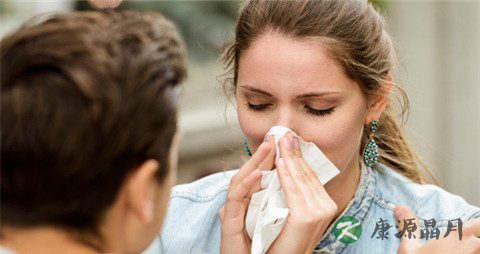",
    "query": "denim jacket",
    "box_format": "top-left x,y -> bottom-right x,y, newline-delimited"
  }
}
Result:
143,163 -> 480,254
